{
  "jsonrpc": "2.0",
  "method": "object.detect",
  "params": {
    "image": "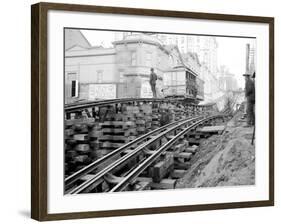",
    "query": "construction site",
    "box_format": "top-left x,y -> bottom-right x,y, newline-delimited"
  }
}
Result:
64,98 -> 255,194
63,30 -> 256,194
